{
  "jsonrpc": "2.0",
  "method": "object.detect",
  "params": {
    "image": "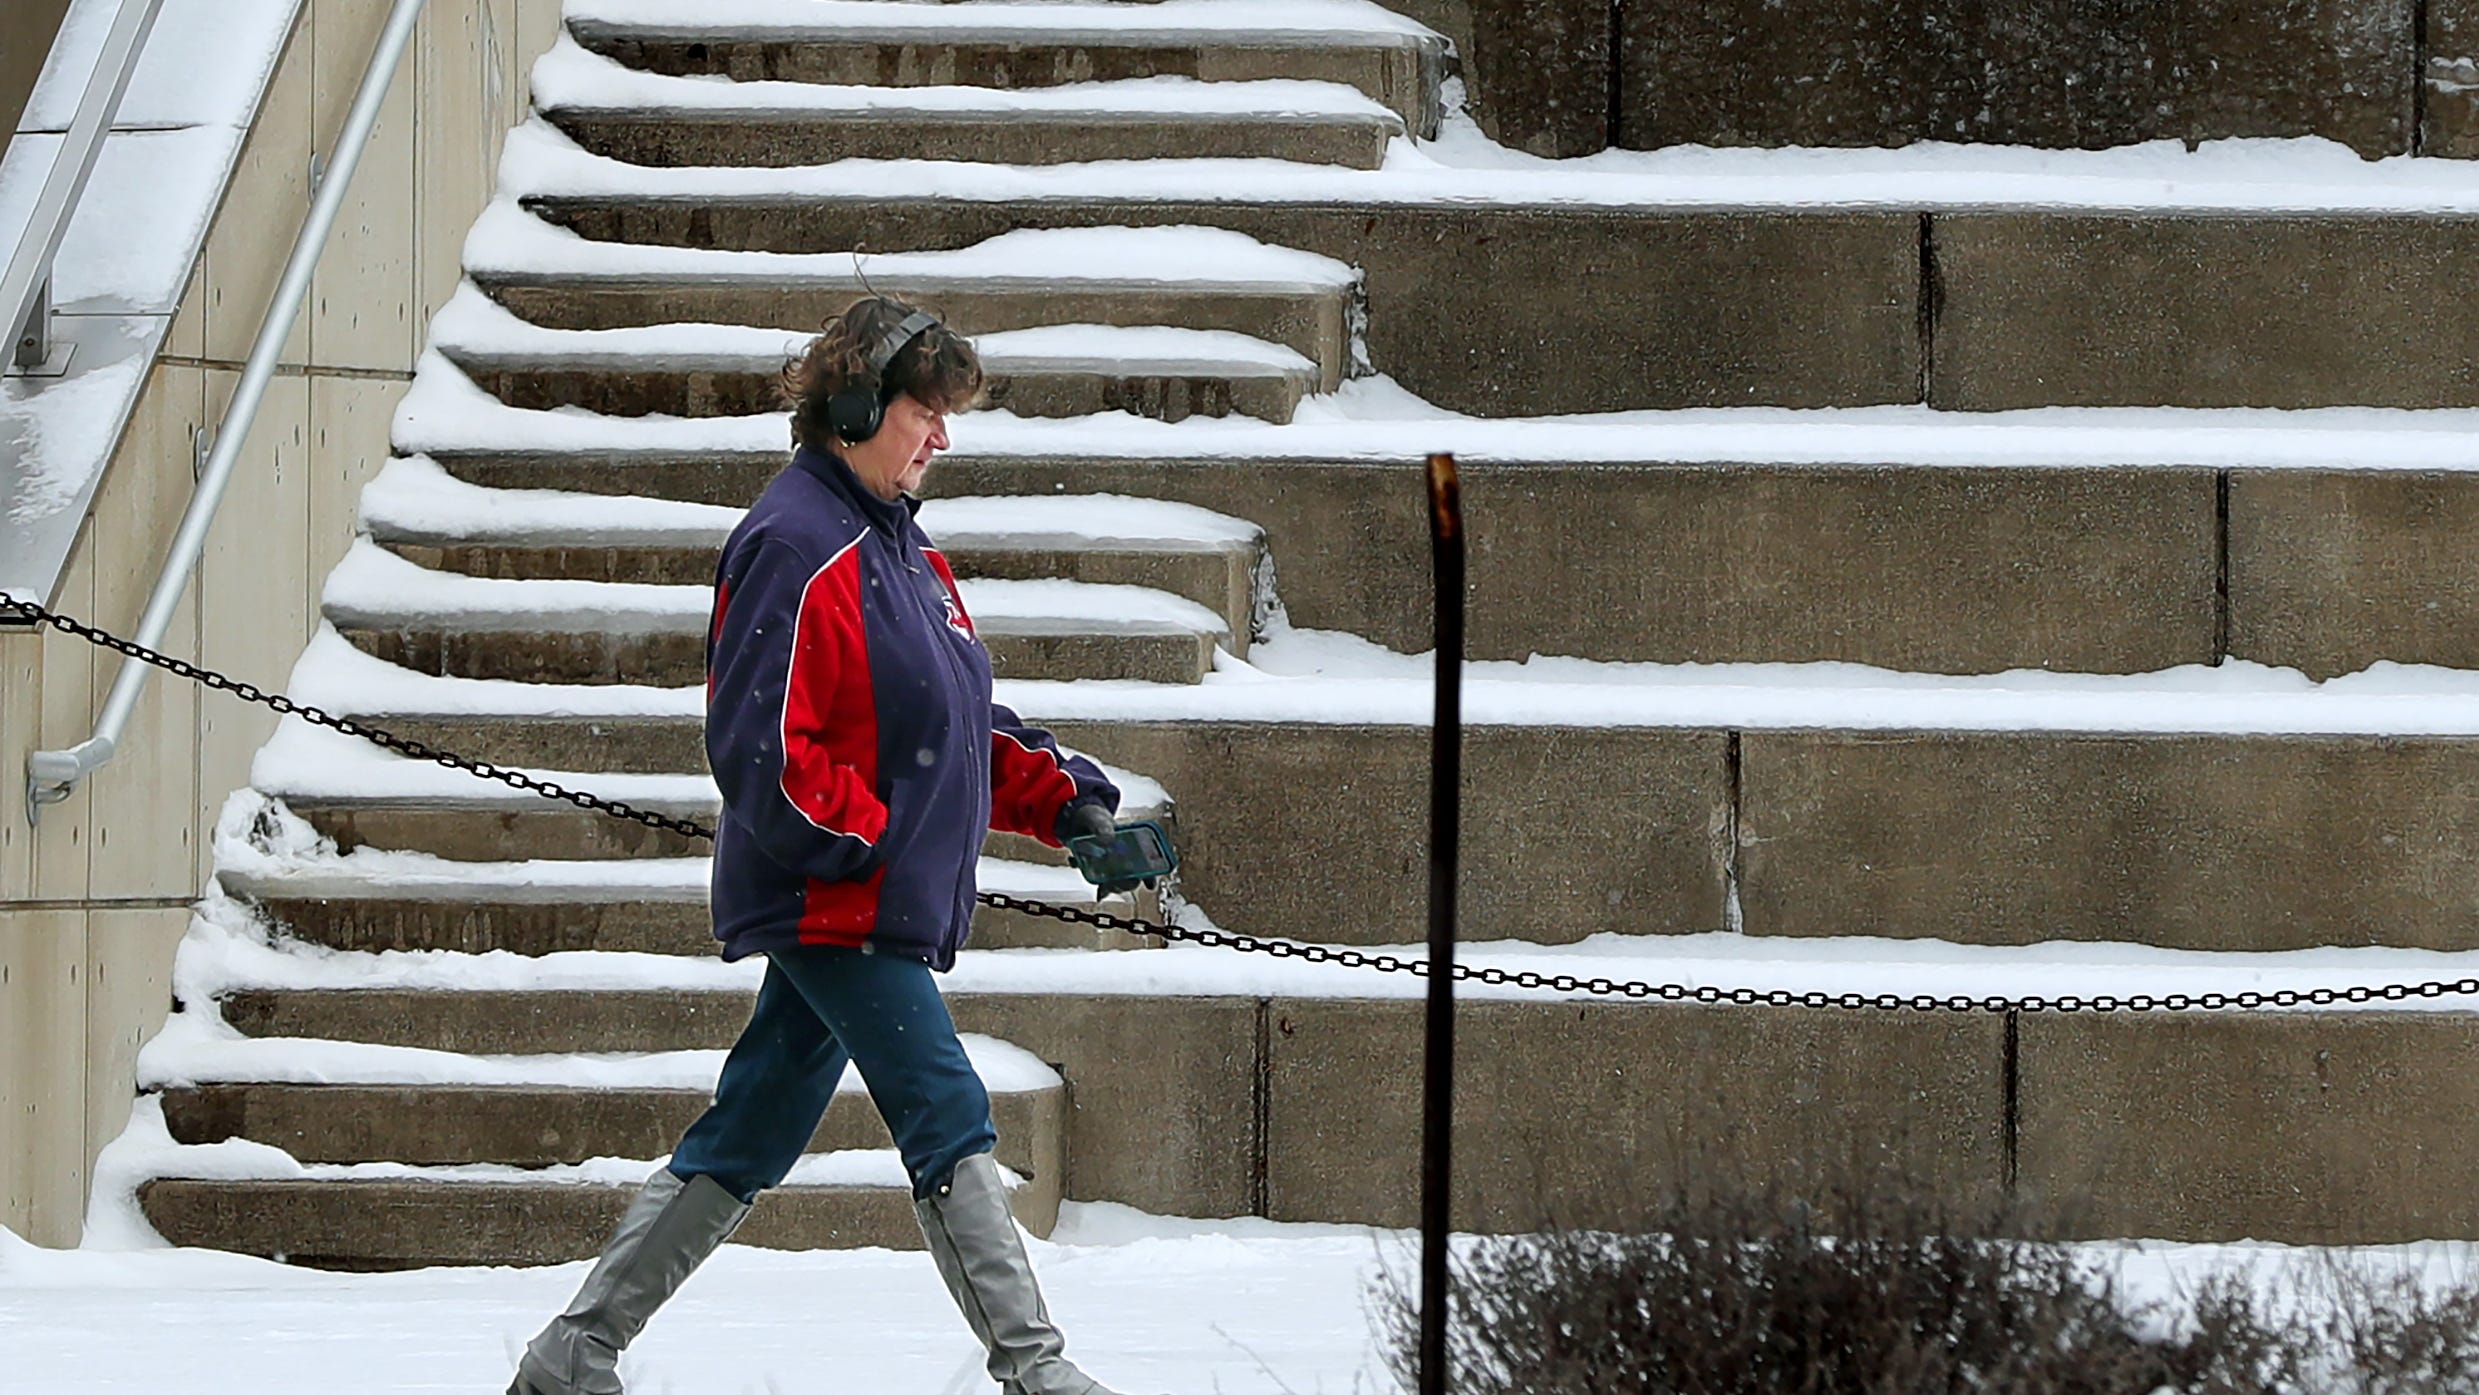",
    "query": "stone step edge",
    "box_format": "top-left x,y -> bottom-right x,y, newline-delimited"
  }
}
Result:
433,284 -> 1321,378
368,514 -> 1269,556
266,615 -> 2479,740
363,456 -> 1266,547
132,1174 -> 1051,1264
538,23 -> 1410,120
183,952 -> 2479,1016
150,1082 -> 1064,1181
130,1147 -> 1013,1190
464,201 -> 1360,293
323,539 -> 1231,635
399,409 -> 2479,480
563,2 -> 1443,48
216,847 -> 1132,906
271,658 -> 2479,742
141,1029 -> 1064,1095
440,343 -> 1329,382
496,113 -> 2479,217
328,608 -> 1227,640
545,100 -> 1401,130
232,710 -> 1174,811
